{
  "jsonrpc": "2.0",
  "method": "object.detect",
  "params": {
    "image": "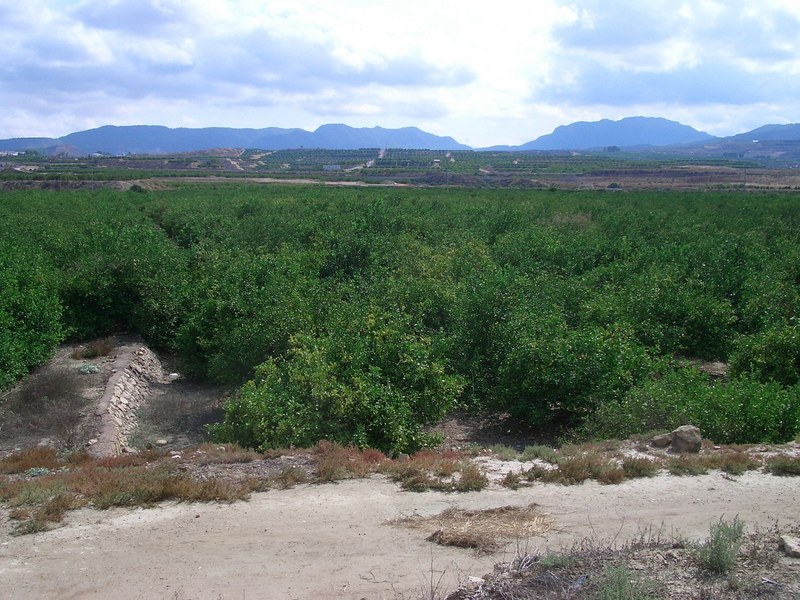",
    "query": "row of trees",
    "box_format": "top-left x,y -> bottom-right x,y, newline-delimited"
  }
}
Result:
1,185 -> 798,451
